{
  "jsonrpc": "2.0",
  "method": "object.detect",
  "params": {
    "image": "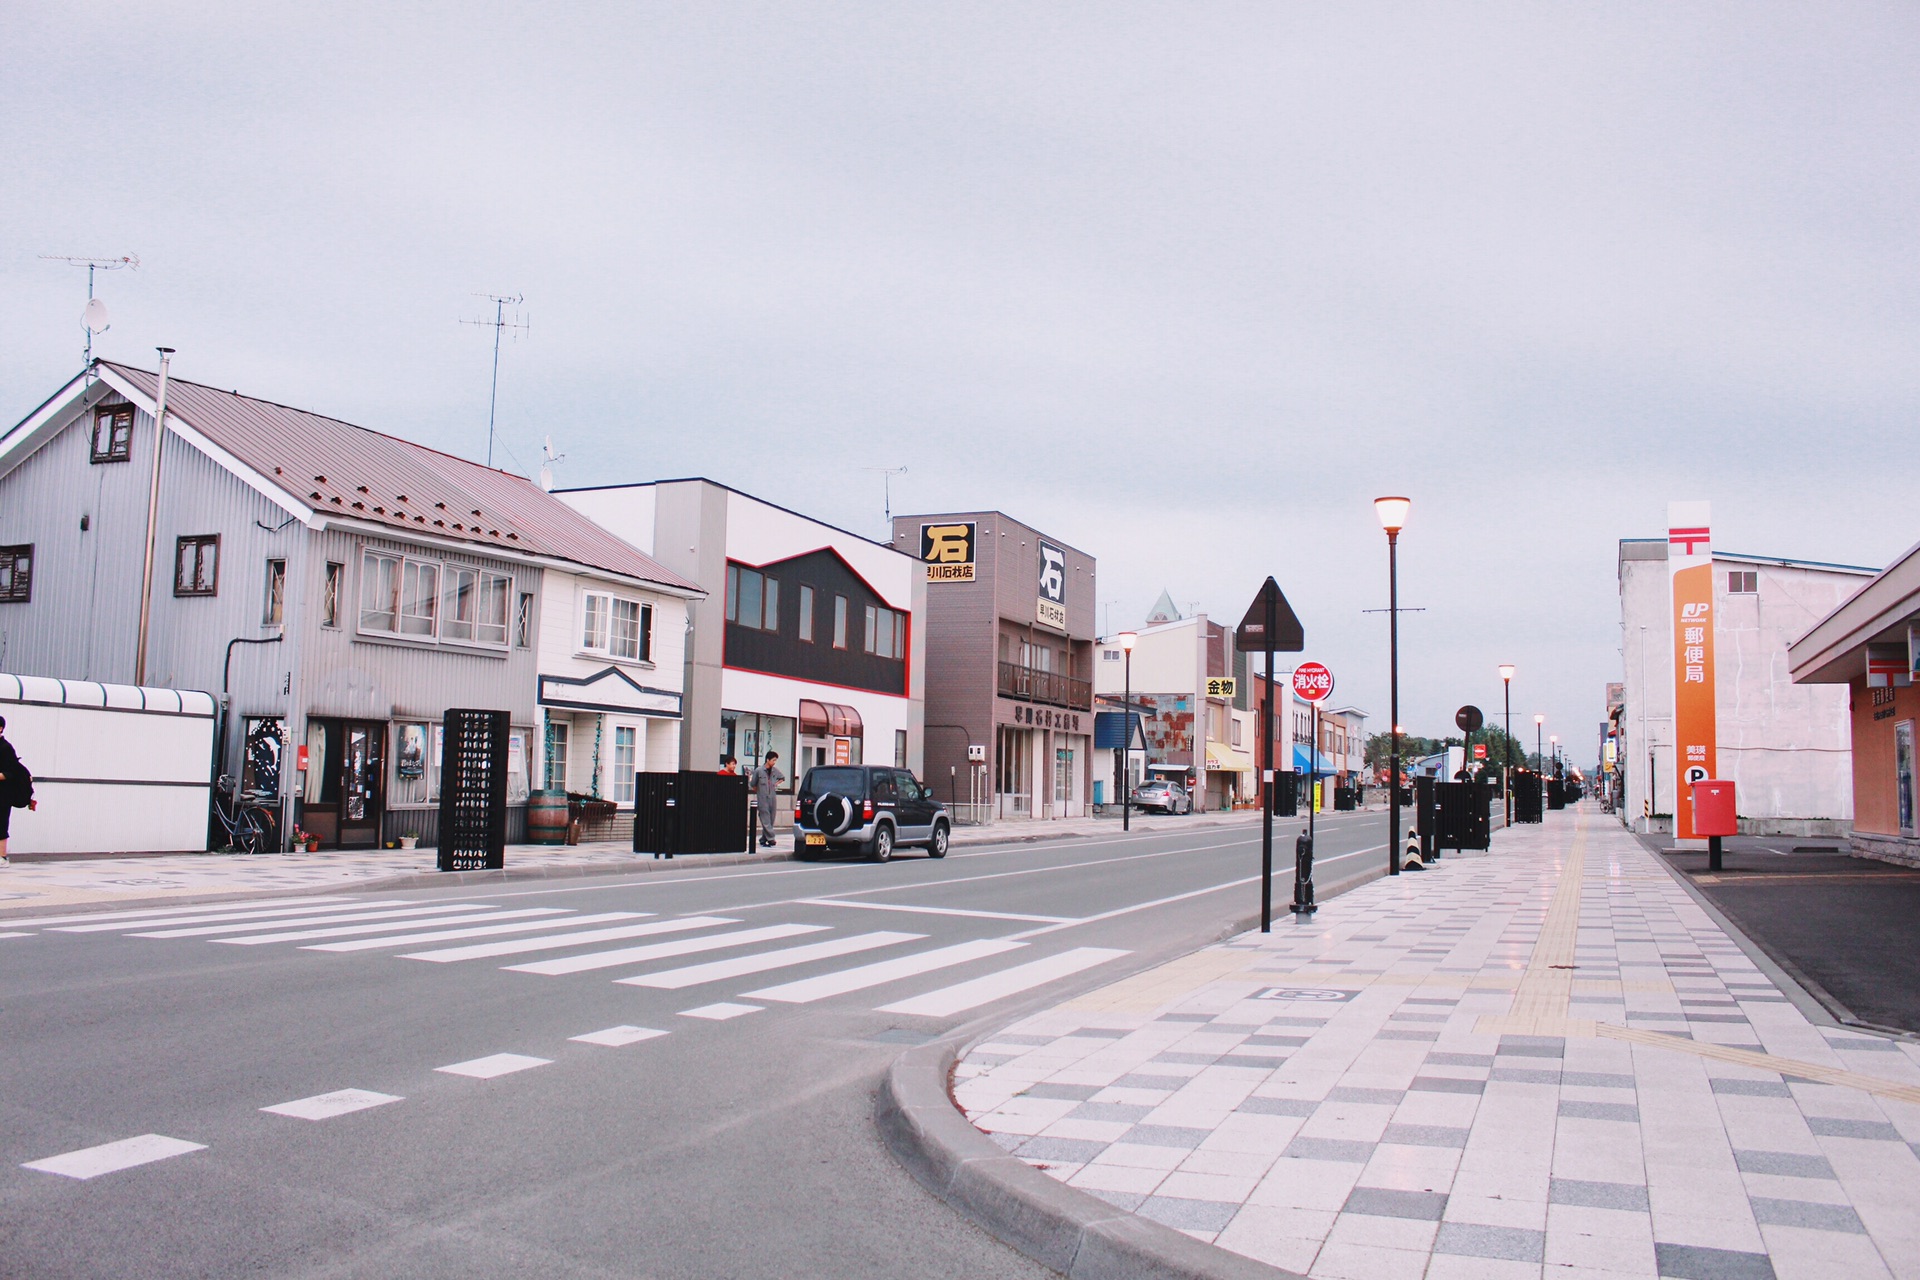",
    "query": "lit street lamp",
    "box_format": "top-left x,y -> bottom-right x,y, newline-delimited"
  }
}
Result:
1535,714 -> 1545,775
1119,631 -> 1137,832
1498,664 -> 1515,827
1374,495 -> 1411,877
